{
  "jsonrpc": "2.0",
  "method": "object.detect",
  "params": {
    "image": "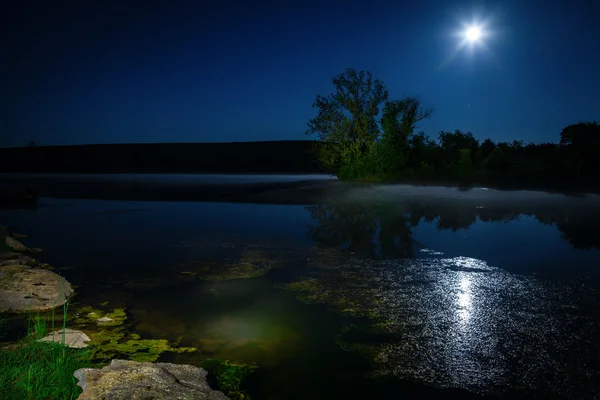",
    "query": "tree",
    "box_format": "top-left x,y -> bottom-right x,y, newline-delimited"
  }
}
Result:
480,138 -> 496,158
306,69 -> 389,173
457,148 -> 474,181
438,130 -> 479,165
380,97 -> 432,157
559,121 -> 600,180
375,97 -> 432,177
